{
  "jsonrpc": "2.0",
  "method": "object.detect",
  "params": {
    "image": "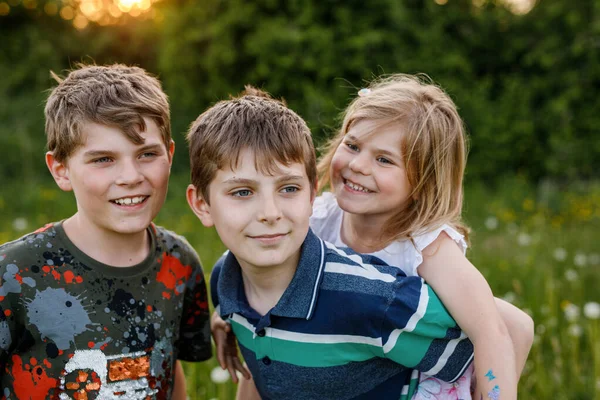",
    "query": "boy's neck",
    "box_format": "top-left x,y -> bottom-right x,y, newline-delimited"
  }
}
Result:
63,214 -> 151,267
238,252 -> 300,316
341,212 -> 392,253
